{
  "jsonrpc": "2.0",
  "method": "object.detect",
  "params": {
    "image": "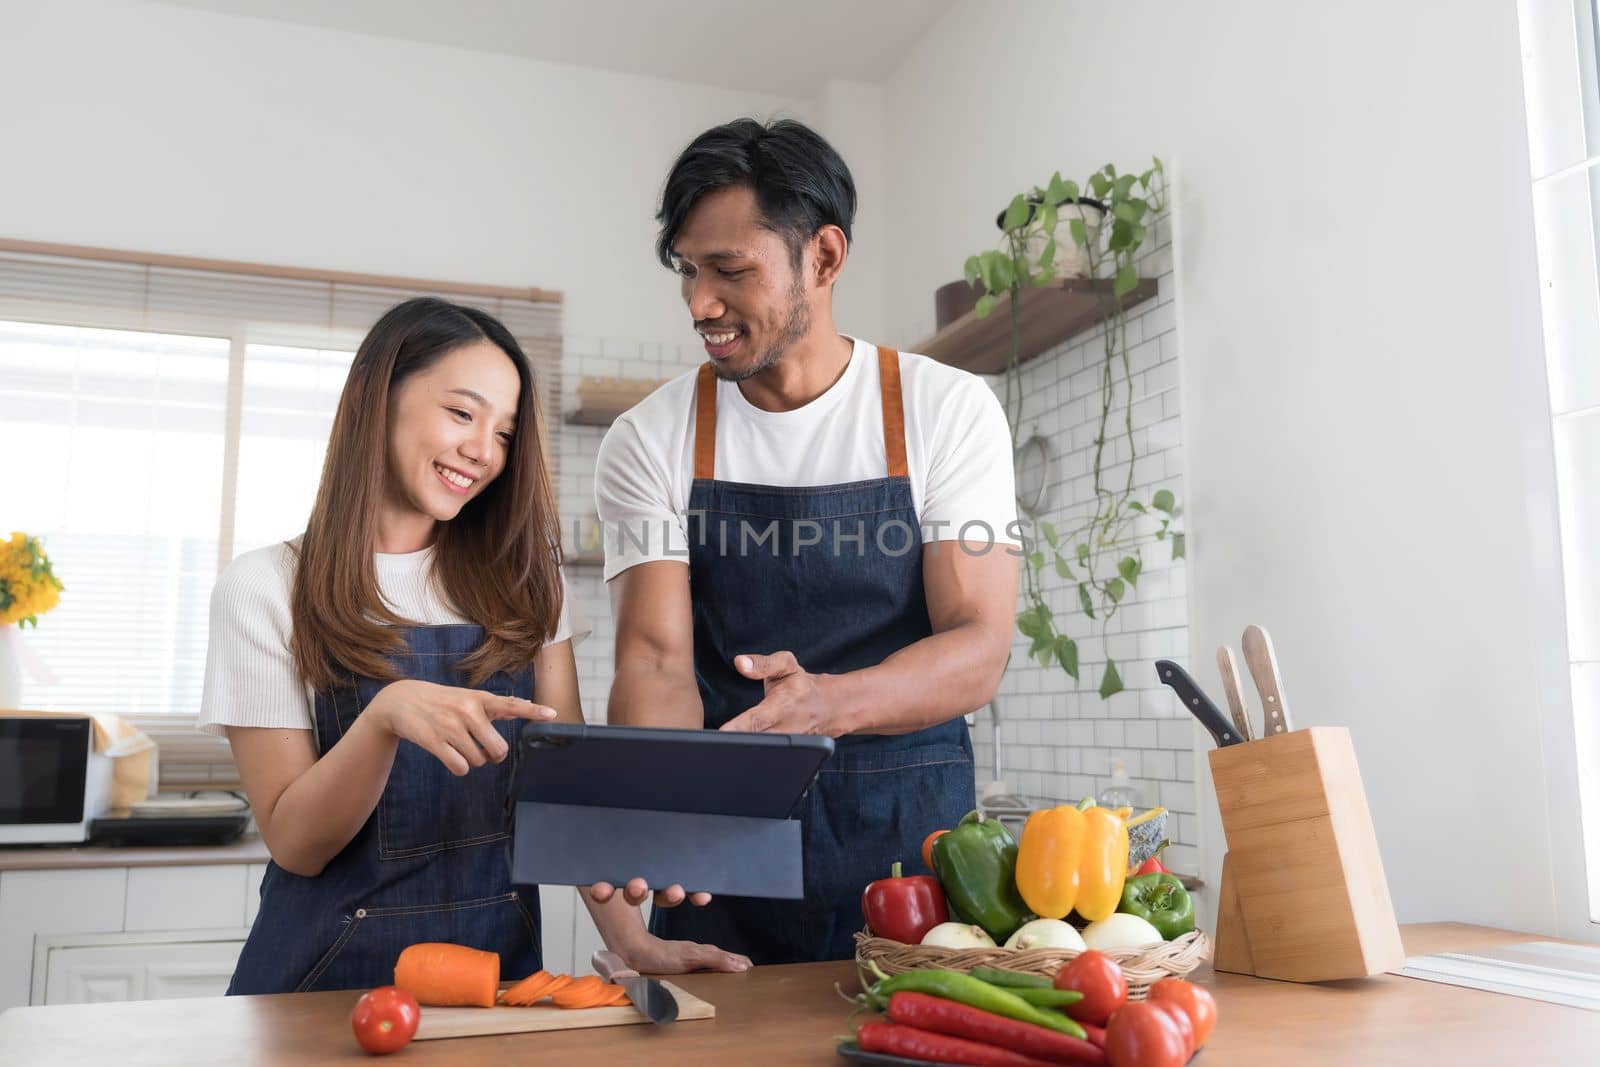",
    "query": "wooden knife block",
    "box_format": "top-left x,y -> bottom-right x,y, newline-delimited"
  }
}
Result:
1208,726 -> 1404,982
